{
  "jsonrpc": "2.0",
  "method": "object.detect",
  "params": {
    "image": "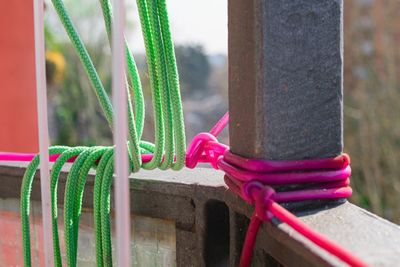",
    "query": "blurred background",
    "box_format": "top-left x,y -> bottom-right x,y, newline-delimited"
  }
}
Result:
10,0 -> 400,223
